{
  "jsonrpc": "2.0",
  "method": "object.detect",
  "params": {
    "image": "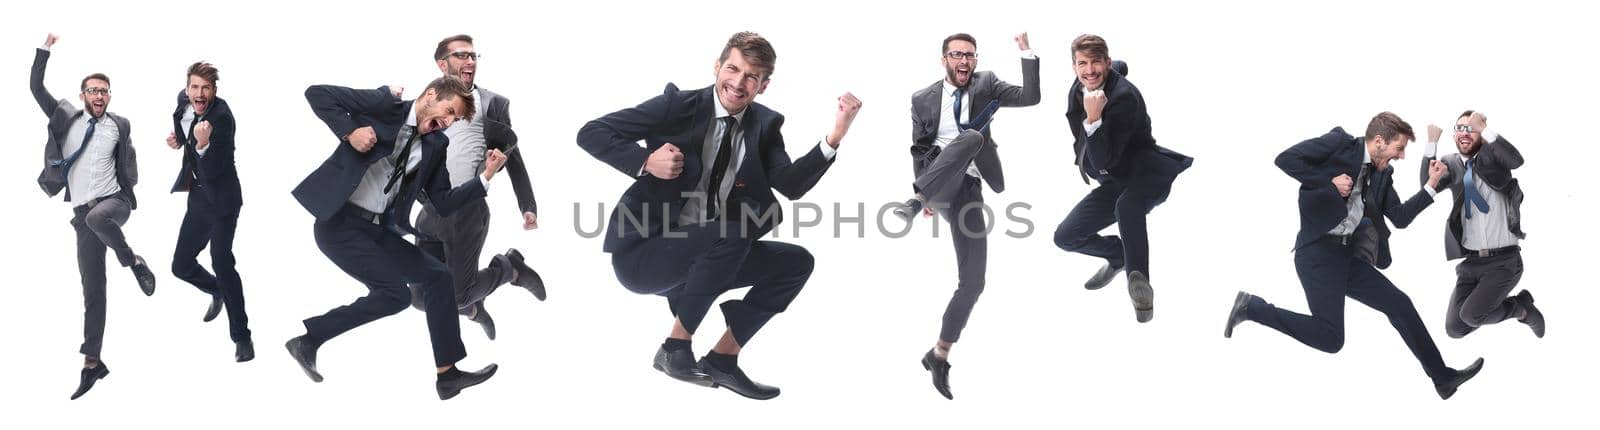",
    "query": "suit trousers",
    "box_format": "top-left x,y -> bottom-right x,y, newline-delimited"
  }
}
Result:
303,206 -> 466,367
171,188 -> 250,343
71,195 -> 138,357
1053,177 -> 1169,276
1244,237 -> 1453,383
611,221 -> 813,346
1445,252 -> 1525,338
933,176 -> 989,343
414,200 -> 511,312
914,130 -> 990,205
